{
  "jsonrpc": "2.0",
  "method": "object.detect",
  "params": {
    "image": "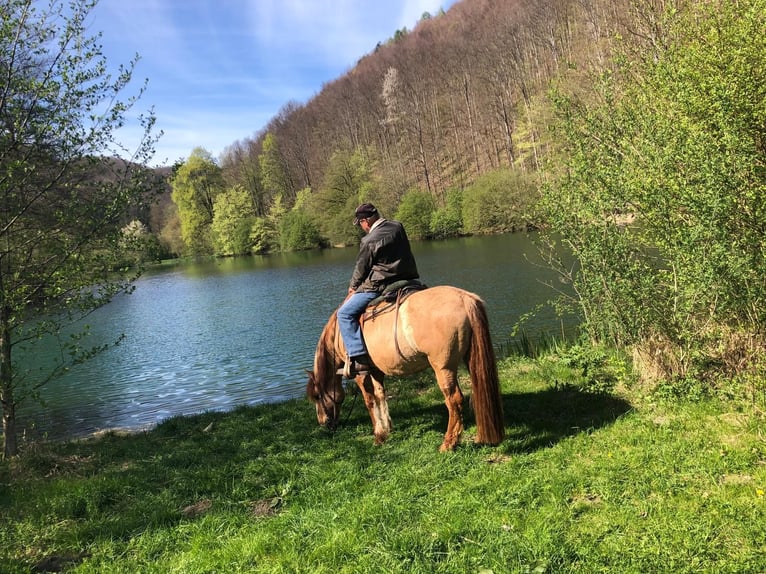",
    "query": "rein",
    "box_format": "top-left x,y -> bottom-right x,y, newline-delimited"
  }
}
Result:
317,312 -> 358,432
